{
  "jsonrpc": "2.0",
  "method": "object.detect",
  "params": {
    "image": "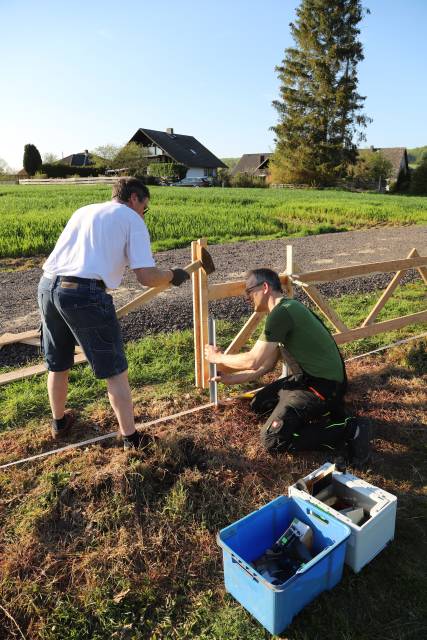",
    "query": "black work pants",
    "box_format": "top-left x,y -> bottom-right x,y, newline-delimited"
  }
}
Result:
251,374 -> 353,454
